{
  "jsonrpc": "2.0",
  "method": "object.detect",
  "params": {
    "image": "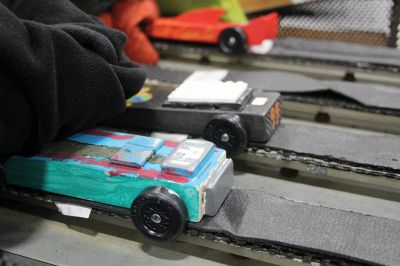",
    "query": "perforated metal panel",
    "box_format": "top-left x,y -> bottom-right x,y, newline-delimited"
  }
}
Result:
278,0 -> 400,48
